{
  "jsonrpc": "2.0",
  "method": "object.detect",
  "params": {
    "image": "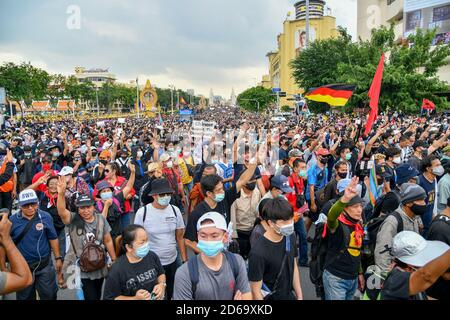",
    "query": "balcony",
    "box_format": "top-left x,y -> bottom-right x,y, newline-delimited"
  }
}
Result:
385,0 -> 404,22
